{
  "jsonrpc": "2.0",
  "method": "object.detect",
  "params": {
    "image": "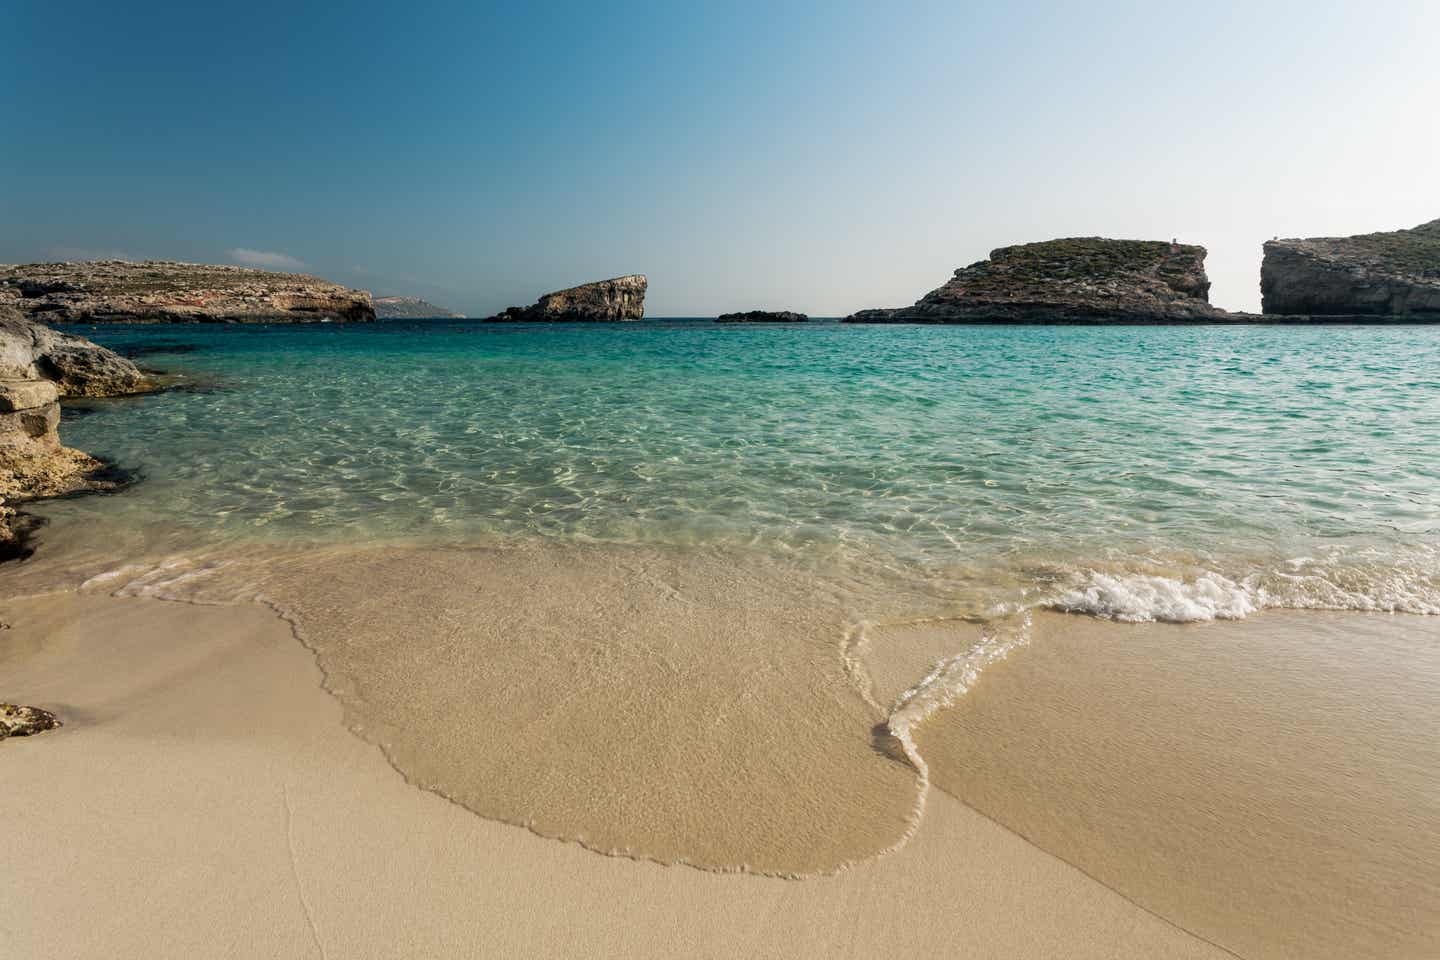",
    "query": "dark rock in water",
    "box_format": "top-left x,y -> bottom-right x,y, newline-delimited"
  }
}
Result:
483,275 -> 647,322
0,259 -> 375,324
844,238 -> 1222,323
1261,219 -> 1440,317
0,703 -> 62,739
373,296 -> 465,319
716,310 -> 809,323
